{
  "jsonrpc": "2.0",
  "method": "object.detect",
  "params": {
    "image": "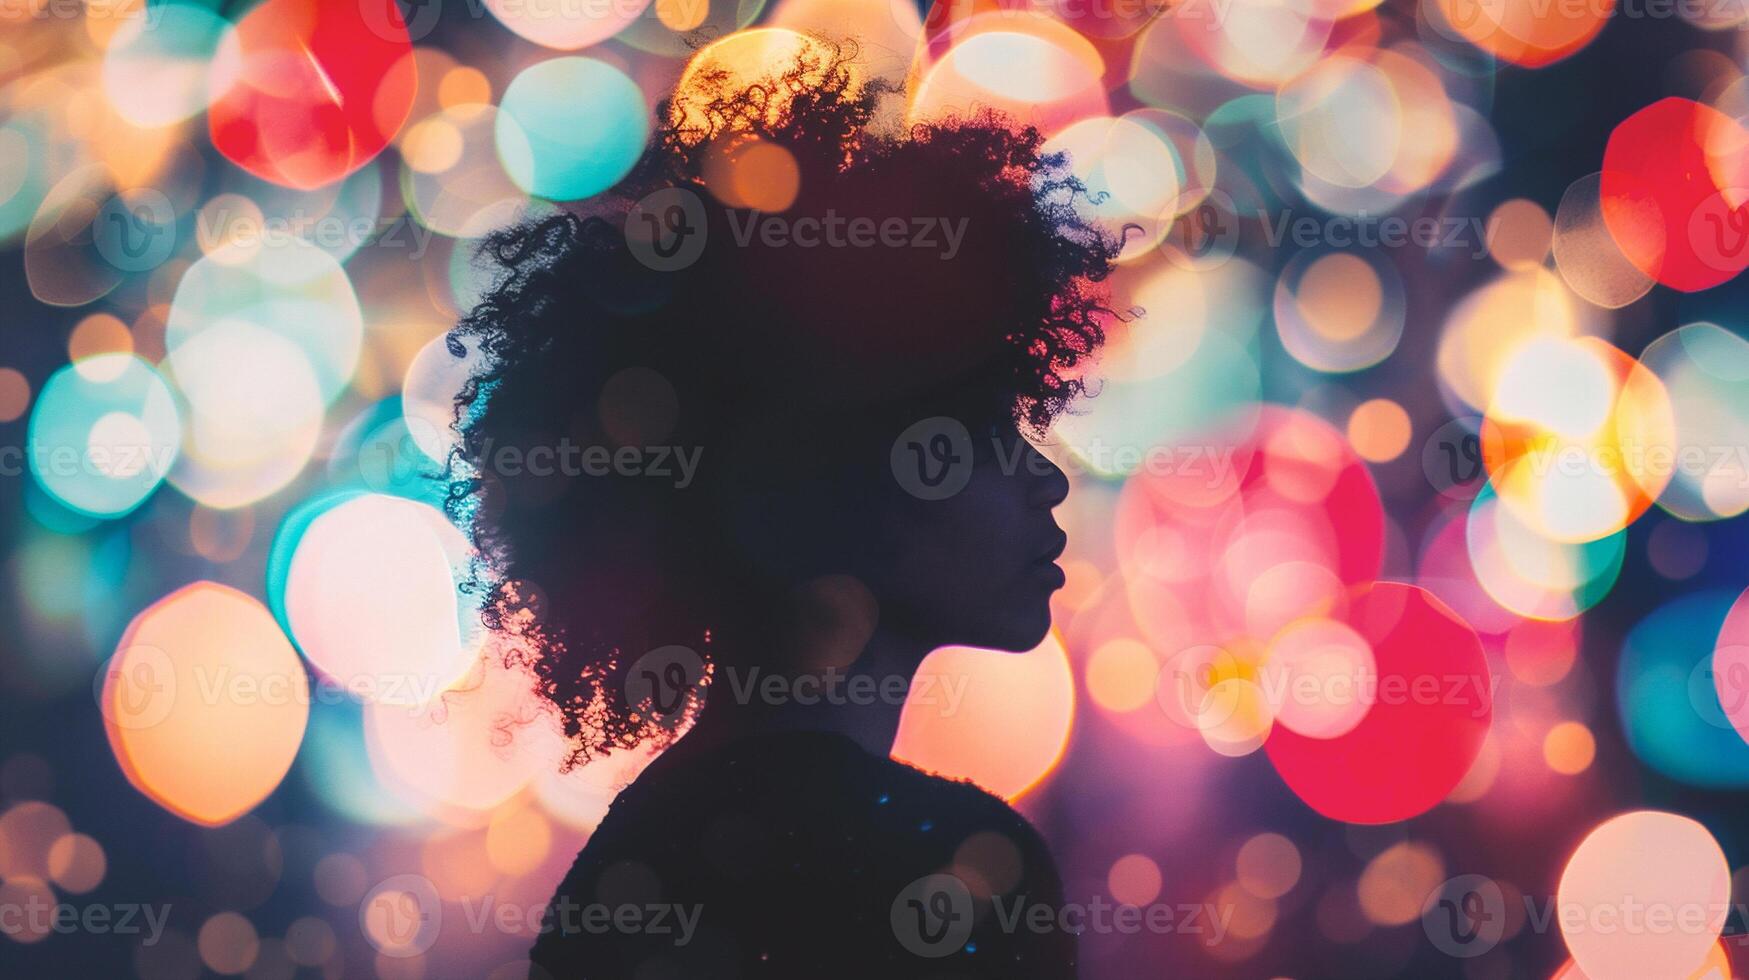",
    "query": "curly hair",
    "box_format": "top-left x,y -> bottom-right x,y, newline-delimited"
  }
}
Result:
447,42 -> 1118,767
